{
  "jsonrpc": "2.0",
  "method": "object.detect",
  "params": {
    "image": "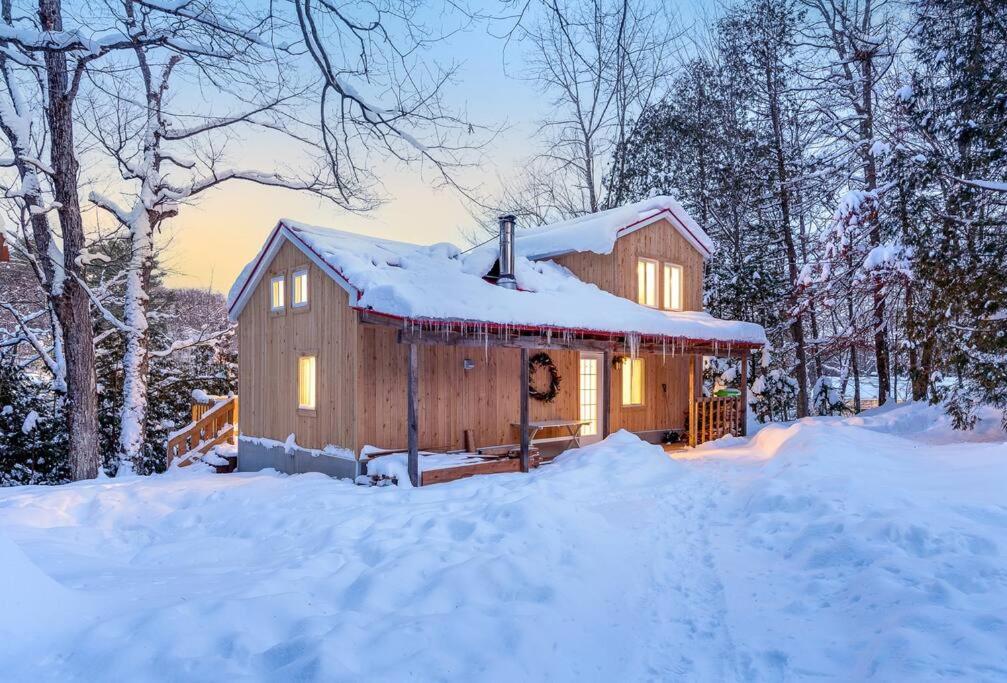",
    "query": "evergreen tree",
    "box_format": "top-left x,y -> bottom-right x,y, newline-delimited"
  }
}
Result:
896,0 -> 1007,428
